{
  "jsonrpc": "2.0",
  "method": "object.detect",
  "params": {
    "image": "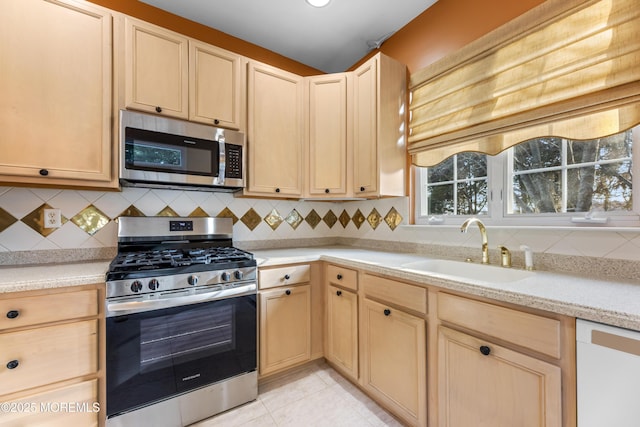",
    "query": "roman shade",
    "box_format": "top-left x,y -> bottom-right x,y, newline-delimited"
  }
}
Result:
408,0 -> 640,166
